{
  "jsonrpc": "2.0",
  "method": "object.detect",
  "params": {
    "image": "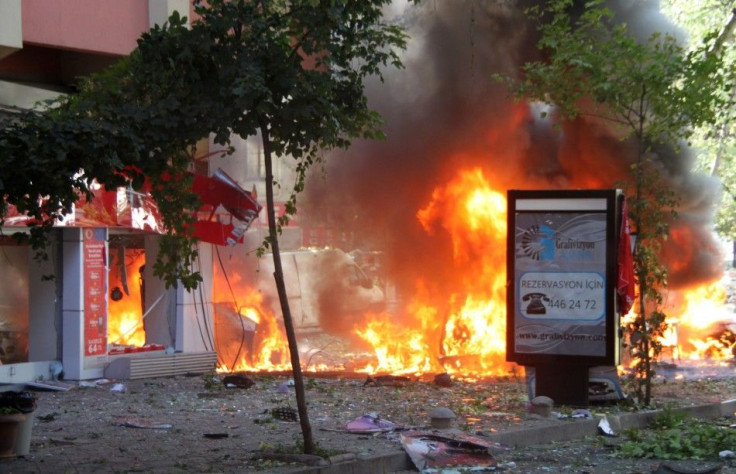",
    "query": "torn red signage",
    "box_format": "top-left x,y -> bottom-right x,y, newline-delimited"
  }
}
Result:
400,430 -> 502,471
617,198 -> 635,315
2,168 -> 260,246
191,169 -> 262,246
